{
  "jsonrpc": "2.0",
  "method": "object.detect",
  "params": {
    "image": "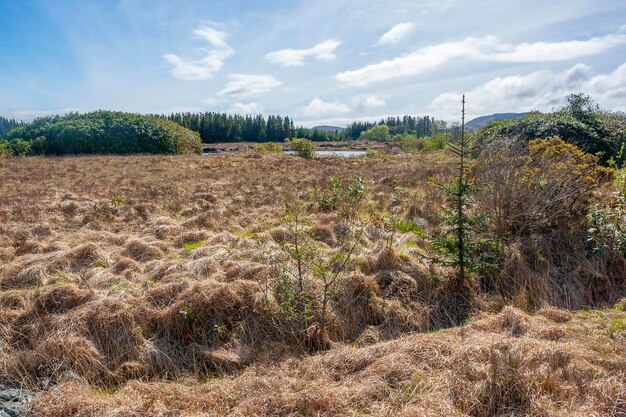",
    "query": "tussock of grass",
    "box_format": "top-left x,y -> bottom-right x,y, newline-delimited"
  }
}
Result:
23,307 -> 626,416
